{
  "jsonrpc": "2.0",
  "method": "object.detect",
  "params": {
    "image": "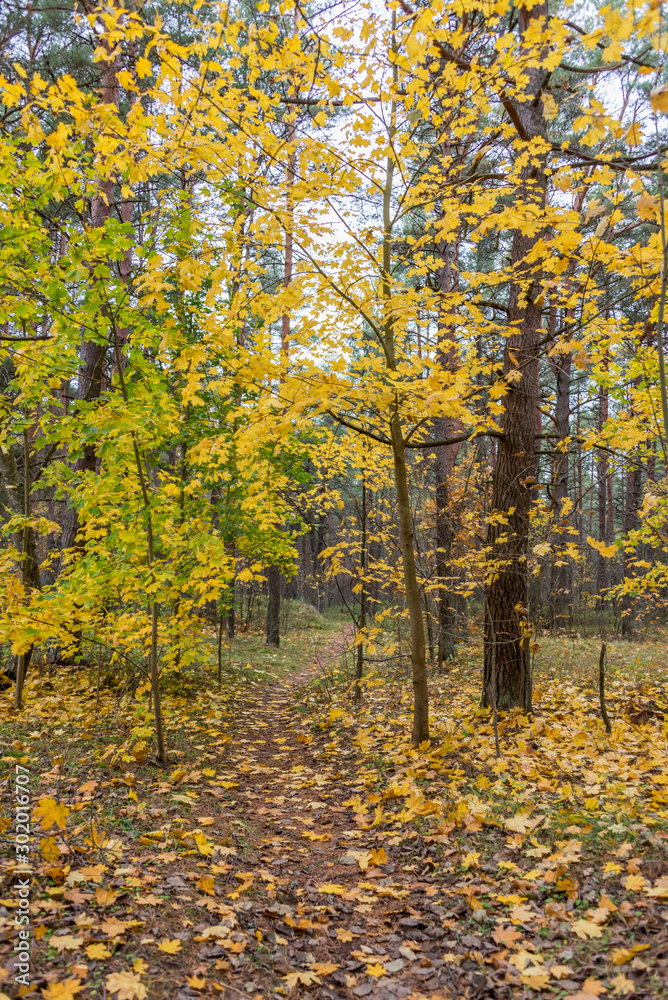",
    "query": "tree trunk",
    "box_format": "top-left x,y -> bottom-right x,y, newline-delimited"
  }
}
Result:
621,449 -> 642,638
392,423 -> 428,743
549,347 -> 571,628
484,0 -> 548,711
596,382 -> 609,609
266,565 -> 280,647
